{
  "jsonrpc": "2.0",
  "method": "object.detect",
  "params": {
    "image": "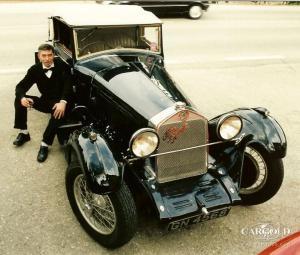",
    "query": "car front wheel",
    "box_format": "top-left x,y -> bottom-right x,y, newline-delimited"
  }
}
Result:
66,162 -> 137,248
239,146 -> 284,205
188,5 -> 203,19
